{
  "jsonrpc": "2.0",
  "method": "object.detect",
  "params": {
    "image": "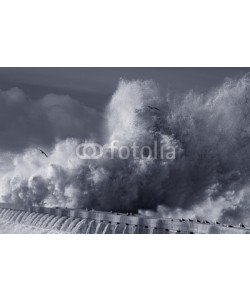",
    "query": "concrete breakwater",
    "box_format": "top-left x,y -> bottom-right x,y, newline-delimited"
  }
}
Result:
0,202 -> 249,234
